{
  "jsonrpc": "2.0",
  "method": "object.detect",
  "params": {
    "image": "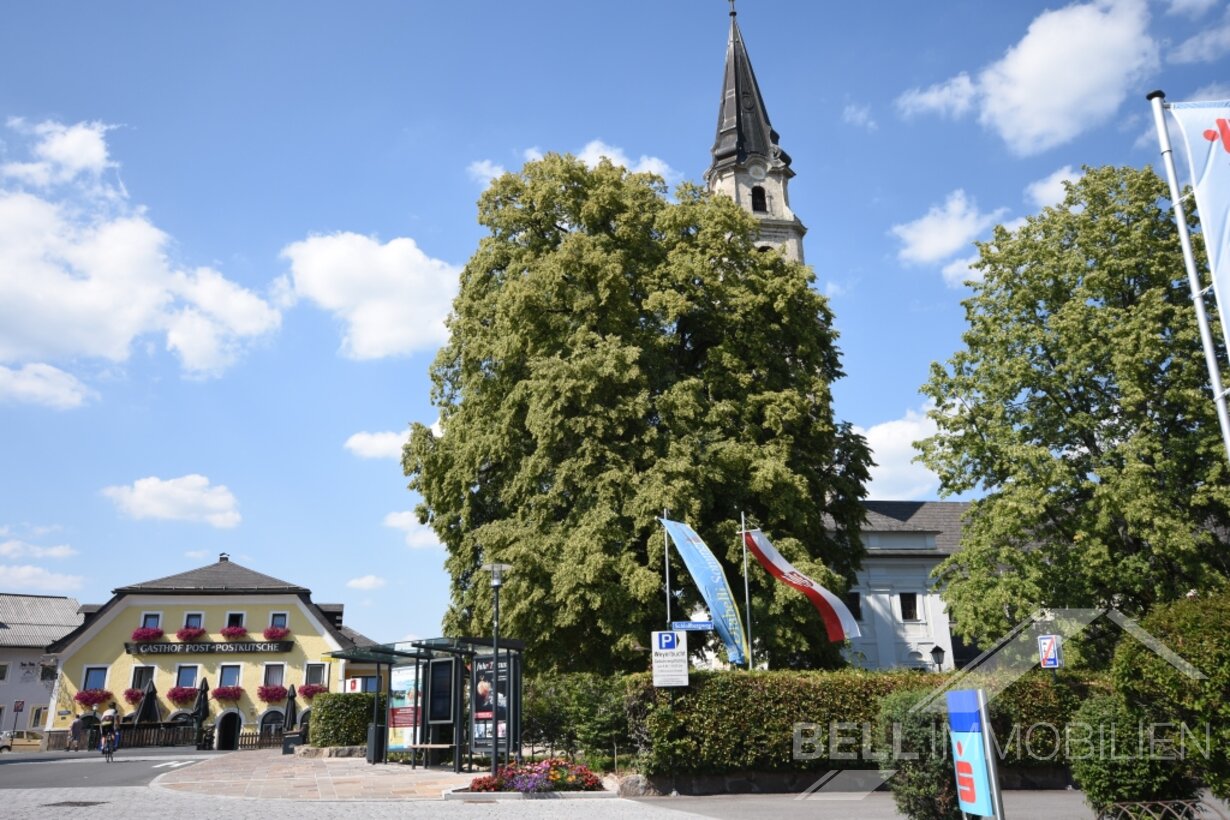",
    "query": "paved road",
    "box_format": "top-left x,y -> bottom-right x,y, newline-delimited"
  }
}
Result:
0,749 -> 222,789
